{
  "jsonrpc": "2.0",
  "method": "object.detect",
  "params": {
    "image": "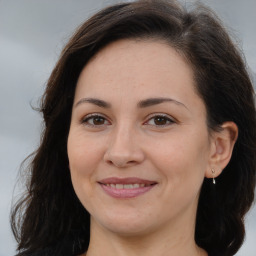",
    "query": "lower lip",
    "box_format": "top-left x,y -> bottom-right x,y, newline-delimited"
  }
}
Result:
99,184 -> 156,198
